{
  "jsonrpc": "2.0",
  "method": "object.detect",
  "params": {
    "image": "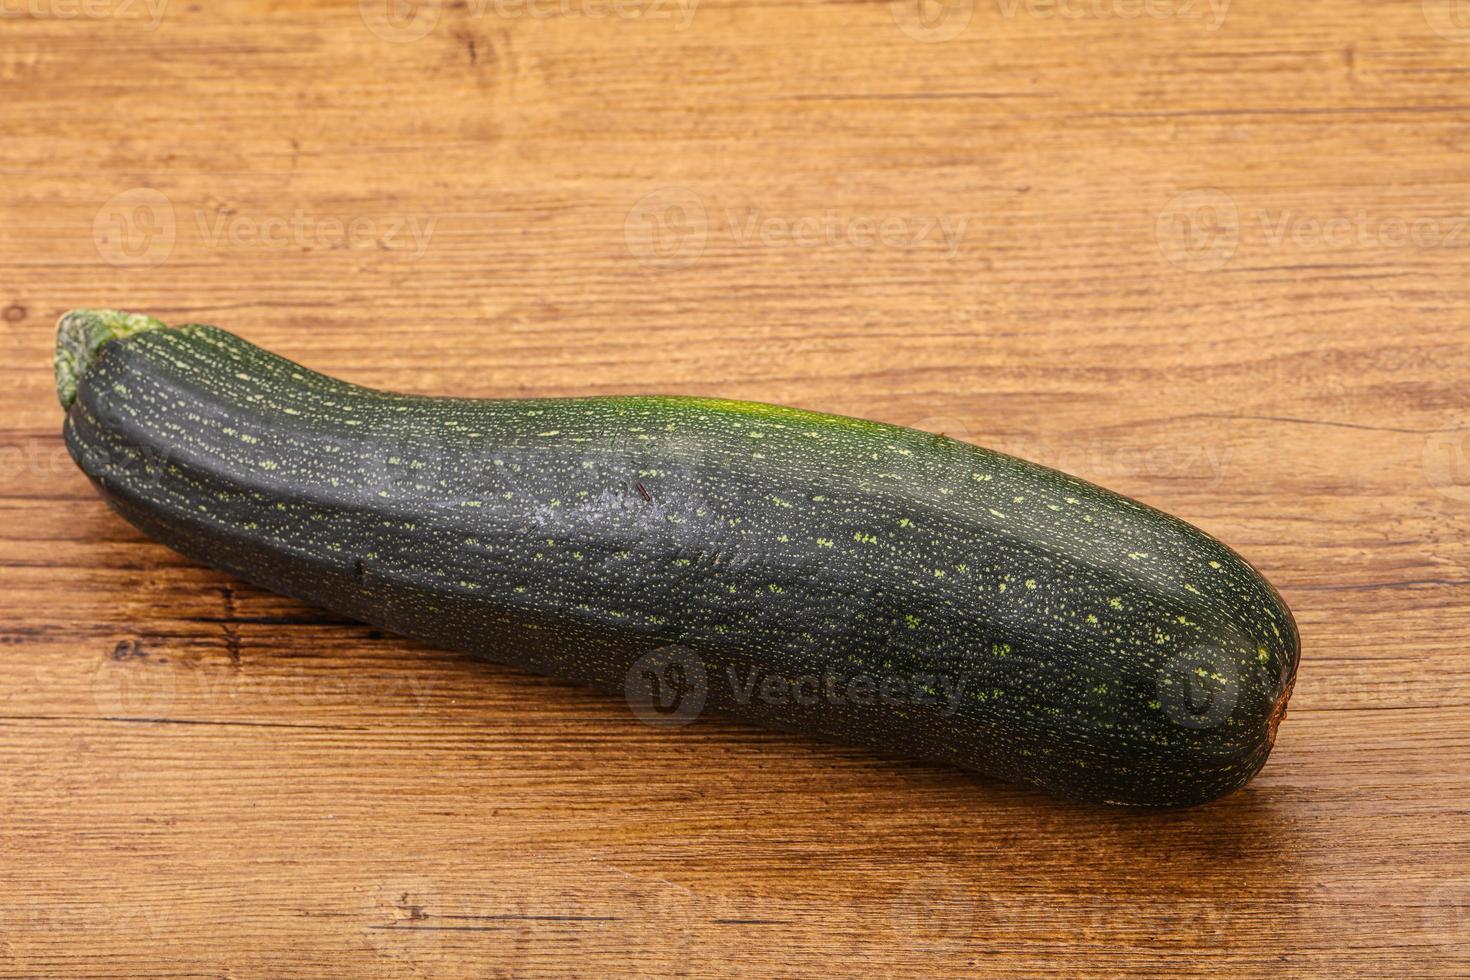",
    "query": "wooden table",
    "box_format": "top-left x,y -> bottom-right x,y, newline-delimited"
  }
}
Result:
3,2 -> 1468,976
